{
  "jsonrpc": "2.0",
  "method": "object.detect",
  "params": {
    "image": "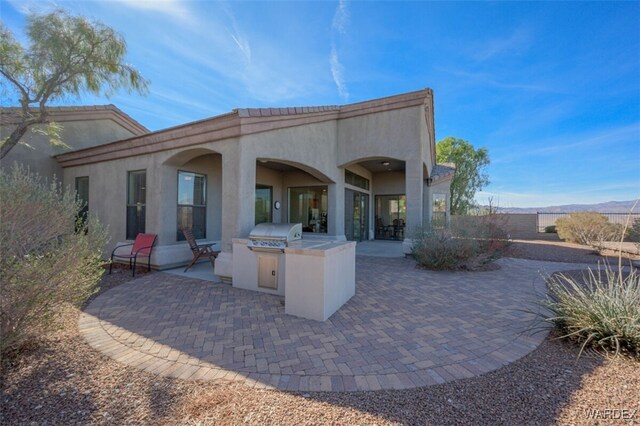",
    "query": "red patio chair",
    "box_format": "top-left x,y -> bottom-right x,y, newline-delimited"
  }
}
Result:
109,233 -> 157,277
